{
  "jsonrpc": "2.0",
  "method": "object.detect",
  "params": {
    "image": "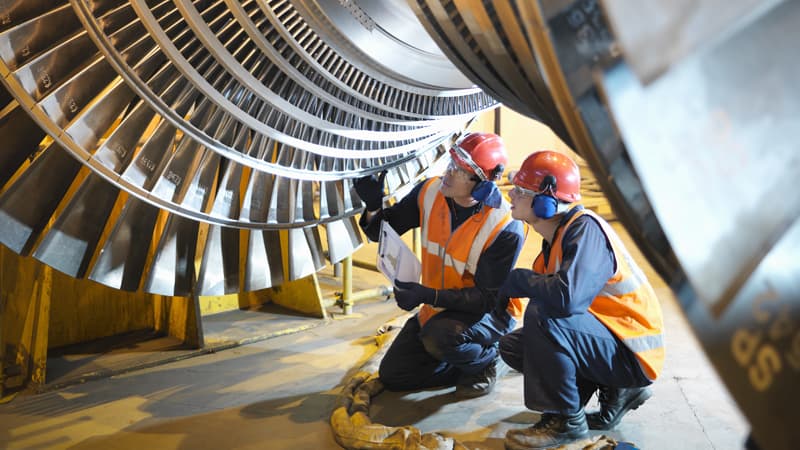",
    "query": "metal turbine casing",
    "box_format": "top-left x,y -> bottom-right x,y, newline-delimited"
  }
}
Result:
409,1 -> 799,449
